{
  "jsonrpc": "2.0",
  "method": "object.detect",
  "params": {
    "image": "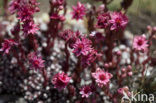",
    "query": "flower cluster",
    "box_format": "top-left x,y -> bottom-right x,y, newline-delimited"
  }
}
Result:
22,21 -> 39,35
121,65 -> 133,78
0,39 -> 18,54
118,86 -> 131,96
51,13 -> 65,21
50,0 -> 66,21
72,35 -> 101,67
59,29 -> 74,42
96,12 -> 128,31
96,13 -> 111,29
9,0 -> 39,35
0,0 -> 155,103
51,0 -> 65,6
52,72 -> 71,90
81,49 -> 101,67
